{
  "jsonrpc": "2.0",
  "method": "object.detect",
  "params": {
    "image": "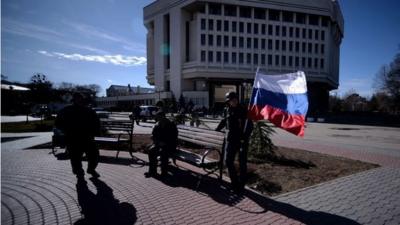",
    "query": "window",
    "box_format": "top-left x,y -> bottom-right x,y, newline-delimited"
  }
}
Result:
268,25 -> 273,35
247,37 -> 252,48
254,24 -> 259,34
289,27 -> 293,37
208,19 -> 214,30
239,53 -> 244,63
247,23 -> 252,34
321,31 -> 325,41
201,51 -> 206,62
240,7 -> 251,18
254,54 -> 258,64
275,55 -> 280,65
320,58 -> 324,69
254,38 -> 258,48
208,35 -> 213,46
295,28 -> 300,38
321,16 -> 329,27
289,41 -> 293,51
261,39 -> 266,49
315,30 -> 319,40
309,15 -> 319,26
217,20 -> 222,31
269,10 -> 280,21
302,28 -> 306,39
321,44 -> 325,54
224,4 -> 237,17
255,8 -> 266,19
308,43 -> 312,53
275,40 -> 280,50
246,53 -> 251,64
232,52 -> 237,63
261,54 -> 266,65
208,51 -> 213,62
224,52 -> 229,63
308,58 -> 312,68
268,39 -> 272,50
268,54 -> 272,65
314,43 -> 319,54
295,42 -> 299,52
282,26 -> 287,37
295,57 -> 299,66
217,35 -> 222,46
209,3 -> 221,15
232,36 -> 237,47
239,37 -> 244,48
282,11 -> 293,22
289,56 -> 293,66
261,24 -> 266,35
239,22 -> 244,33
296,13 -> 305,24
308,29 -> 313,39
201,34 -> 206,45
275,25 -> 280,36
314,58 -> 318,68
201,19 -> 206,30
232,21 -> 237,32
216,51 -> 221,62
302,57 -> 306,67
282,55 -> 286,66
282,40 -> 286,51
302,42 -> 306,53
224,21 -> 229,32
224,36 -> 229,47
